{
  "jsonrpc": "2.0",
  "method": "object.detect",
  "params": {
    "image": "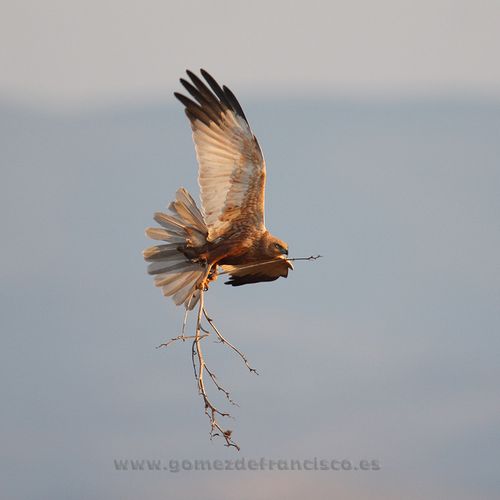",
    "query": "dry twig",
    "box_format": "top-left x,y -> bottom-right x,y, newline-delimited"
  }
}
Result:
203,309 -> 258,374
157,255 -> 320,449
191,290 -> 240,450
